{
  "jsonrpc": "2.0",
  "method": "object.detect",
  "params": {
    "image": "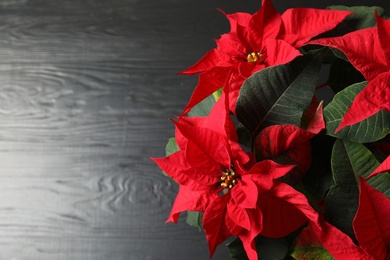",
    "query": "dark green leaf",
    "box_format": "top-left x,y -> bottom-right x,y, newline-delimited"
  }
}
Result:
186,211 -> 202,230
323,81 -> 390,143
330,48 -> 348,61
327,58 -> 365,93
236,123 -> 251,149
301,135 -> 335,200
236,49 -> 325,142
322,5 -> 385,37
227,236 -> 289,260
226,238 -> 248,260
325,139 -> 360,242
